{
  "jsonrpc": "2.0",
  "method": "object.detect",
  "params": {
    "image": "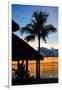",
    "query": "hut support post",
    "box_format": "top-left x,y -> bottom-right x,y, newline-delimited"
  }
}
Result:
26,59 -> 28,77
38,60 -> 40,78
17,60 -> 20,70
36,60 -> 38,78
